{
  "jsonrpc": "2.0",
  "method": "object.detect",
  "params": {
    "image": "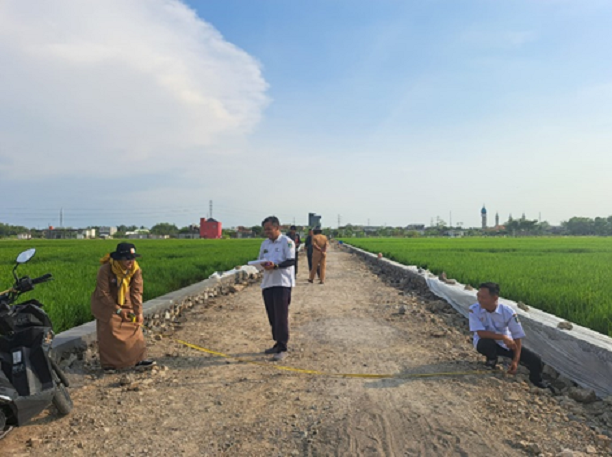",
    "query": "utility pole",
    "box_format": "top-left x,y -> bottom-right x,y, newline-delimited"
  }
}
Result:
449,211 -> 452,228
367,218 -> 370,226
337,214 -> 341,228
209,200 -> 213,219
60,208 -> 63,228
